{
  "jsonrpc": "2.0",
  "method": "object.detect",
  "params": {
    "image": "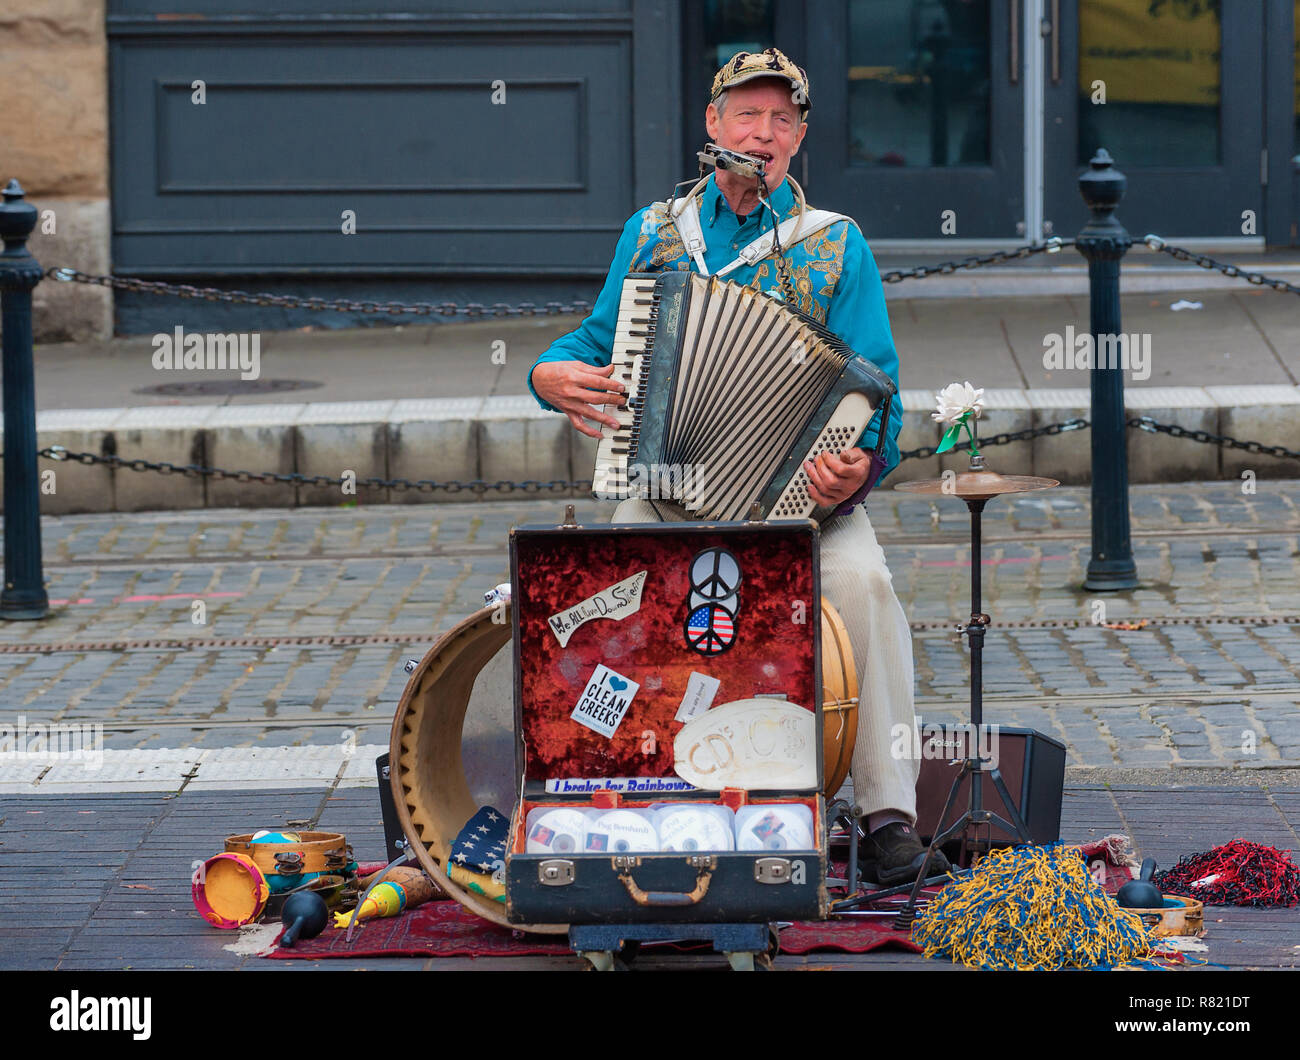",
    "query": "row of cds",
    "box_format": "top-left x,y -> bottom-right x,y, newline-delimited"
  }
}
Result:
525,803 -> 815,855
